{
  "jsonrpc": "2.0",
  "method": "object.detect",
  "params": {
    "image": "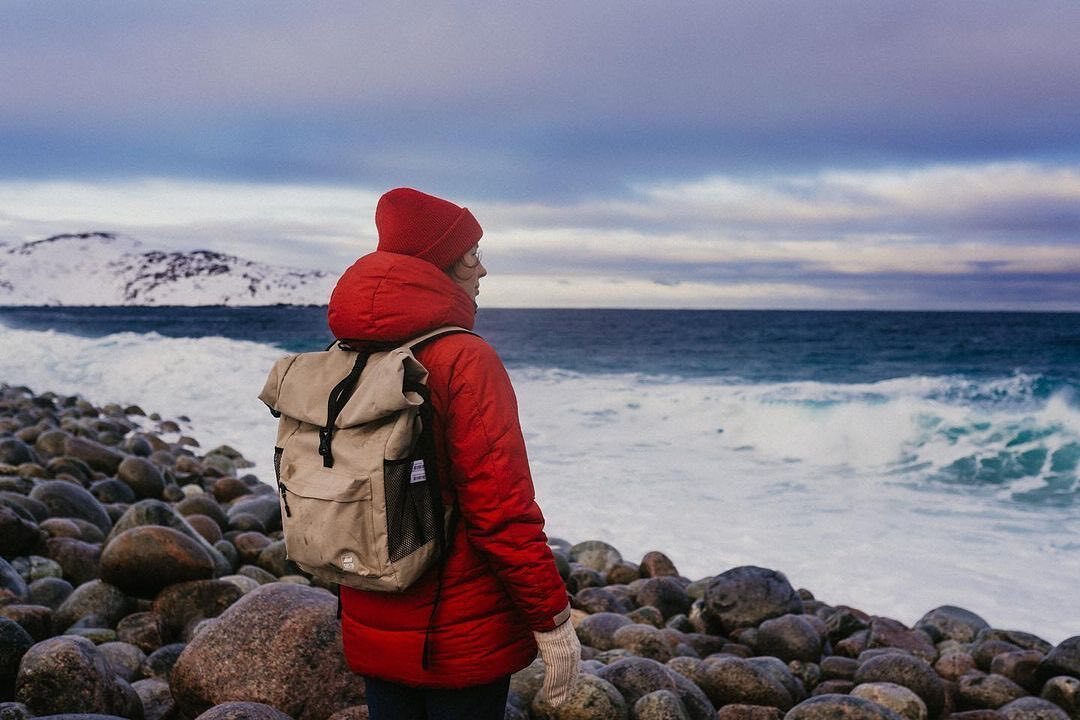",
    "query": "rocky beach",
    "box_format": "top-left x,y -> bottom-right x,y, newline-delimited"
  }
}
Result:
1,383 -> 1078,720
